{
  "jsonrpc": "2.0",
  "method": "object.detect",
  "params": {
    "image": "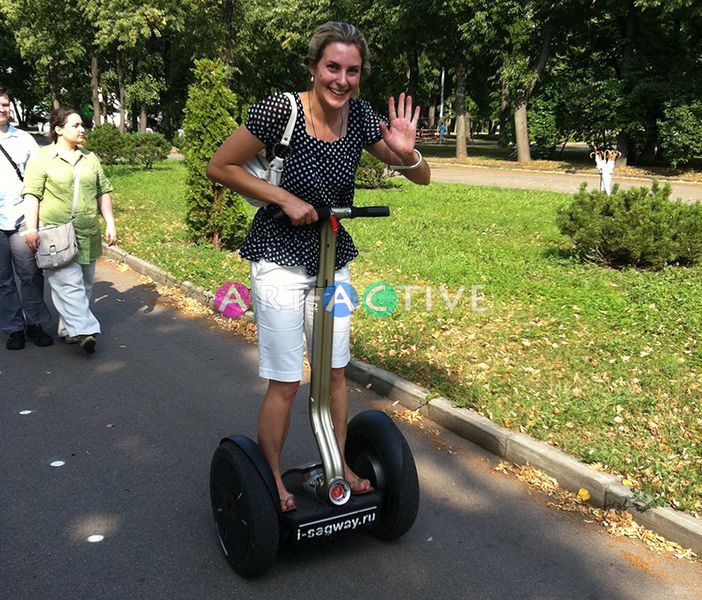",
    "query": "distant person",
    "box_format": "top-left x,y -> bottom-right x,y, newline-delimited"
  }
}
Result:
591,148 -> 620,195
438,120 -> 447,144
22,107 -> 117,355
0,86 -> 53,350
